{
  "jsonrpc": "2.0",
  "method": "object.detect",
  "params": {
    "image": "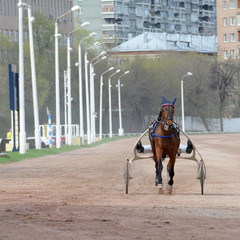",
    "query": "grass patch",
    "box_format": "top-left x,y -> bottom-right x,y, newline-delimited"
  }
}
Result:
0,135 -> 138,164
